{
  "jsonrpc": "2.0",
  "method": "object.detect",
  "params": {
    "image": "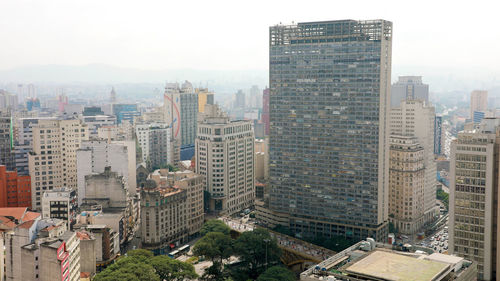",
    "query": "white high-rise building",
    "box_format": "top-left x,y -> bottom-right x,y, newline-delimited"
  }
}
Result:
390,100 -> 438,225
76,140 -> 137,205
135,122 -> 171,167
196,104 -> 255,215
29,118 -> 89,210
